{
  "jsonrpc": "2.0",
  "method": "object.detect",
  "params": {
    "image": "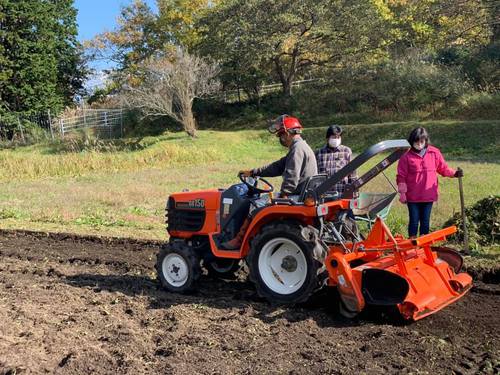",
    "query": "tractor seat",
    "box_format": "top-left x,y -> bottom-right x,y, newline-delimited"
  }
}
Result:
298,174 -> 328,202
